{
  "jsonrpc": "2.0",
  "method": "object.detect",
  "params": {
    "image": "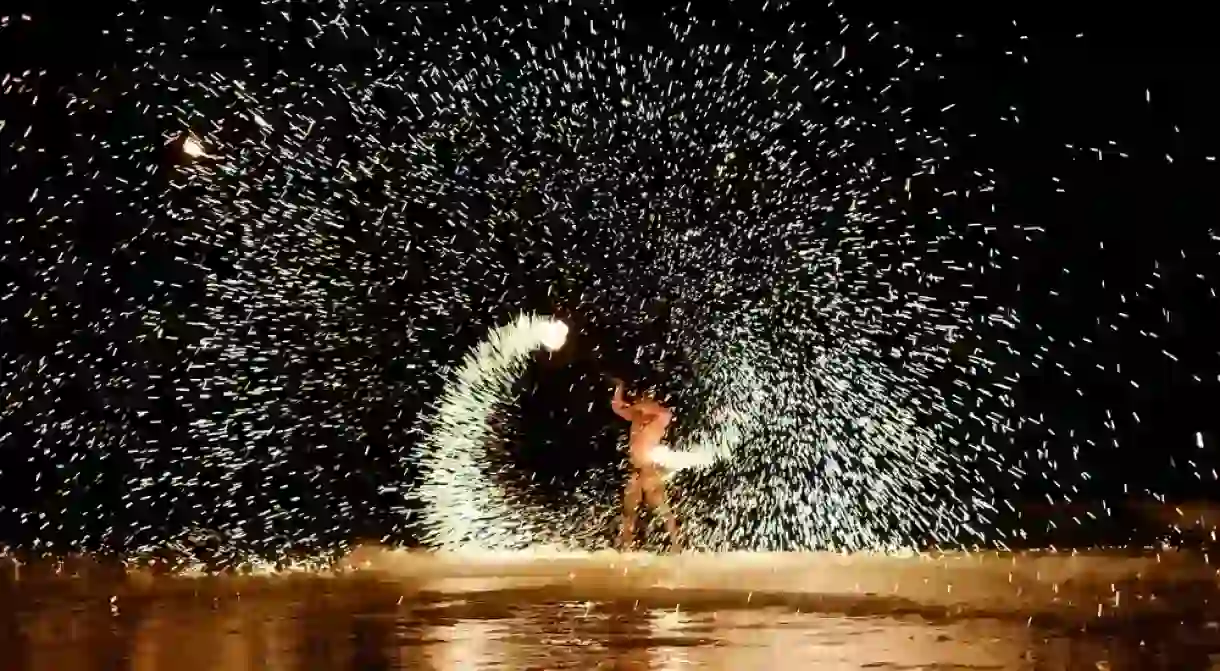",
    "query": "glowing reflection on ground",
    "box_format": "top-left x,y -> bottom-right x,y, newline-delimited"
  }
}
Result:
4,549 -> 1220,669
